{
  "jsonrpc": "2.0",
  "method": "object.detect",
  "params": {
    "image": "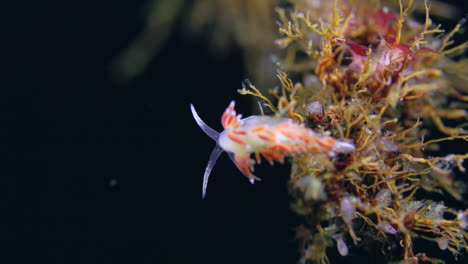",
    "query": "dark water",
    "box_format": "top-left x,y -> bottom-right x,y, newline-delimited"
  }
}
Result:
2,0 -> 467,263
